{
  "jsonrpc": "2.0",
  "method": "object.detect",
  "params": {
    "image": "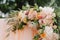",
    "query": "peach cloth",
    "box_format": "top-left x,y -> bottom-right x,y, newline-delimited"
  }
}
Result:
0,19 -> 33,40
